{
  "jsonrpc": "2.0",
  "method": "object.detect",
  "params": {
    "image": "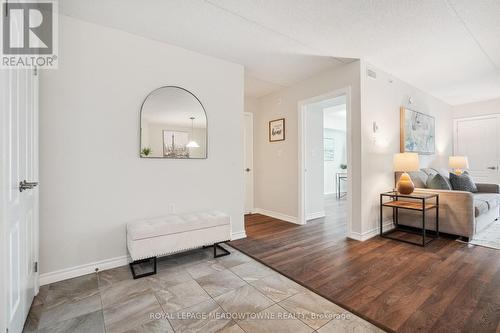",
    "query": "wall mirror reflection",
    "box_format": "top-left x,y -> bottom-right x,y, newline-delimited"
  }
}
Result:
140,86 -> 207,159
